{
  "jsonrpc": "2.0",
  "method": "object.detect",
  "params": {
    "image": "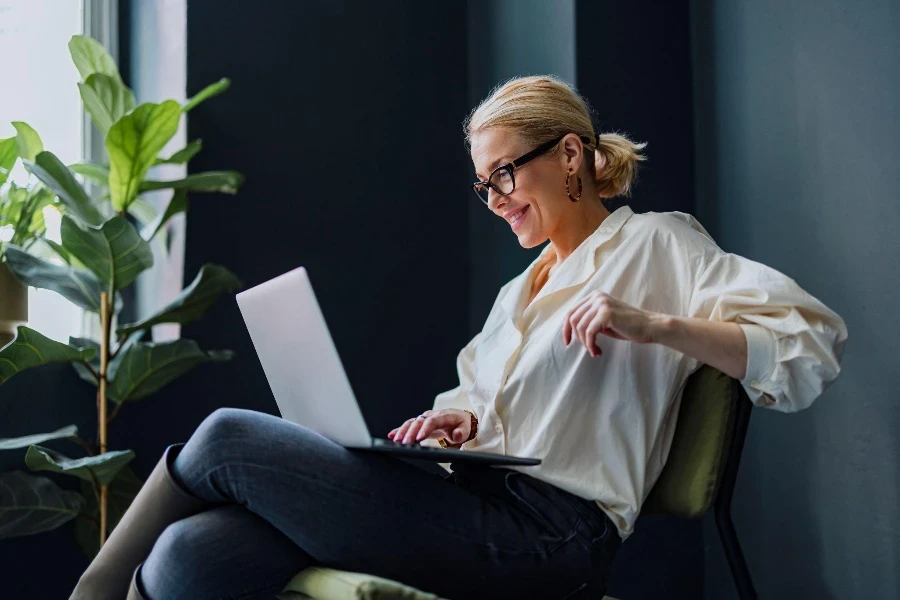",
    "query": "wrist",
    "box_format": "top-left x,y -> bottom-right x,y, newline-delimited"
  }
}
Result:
649,313 -> 680,345
437,409 -> 477,448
